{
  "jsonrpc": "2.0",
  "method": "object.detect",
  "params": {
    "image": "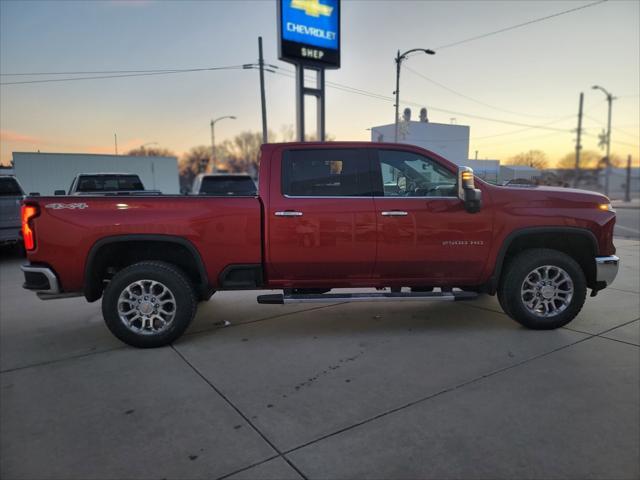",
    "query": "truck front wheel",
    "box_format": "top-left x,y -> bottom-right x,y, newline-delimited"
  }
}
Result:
102,261 -> 197,348
499,249 -> 586,330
